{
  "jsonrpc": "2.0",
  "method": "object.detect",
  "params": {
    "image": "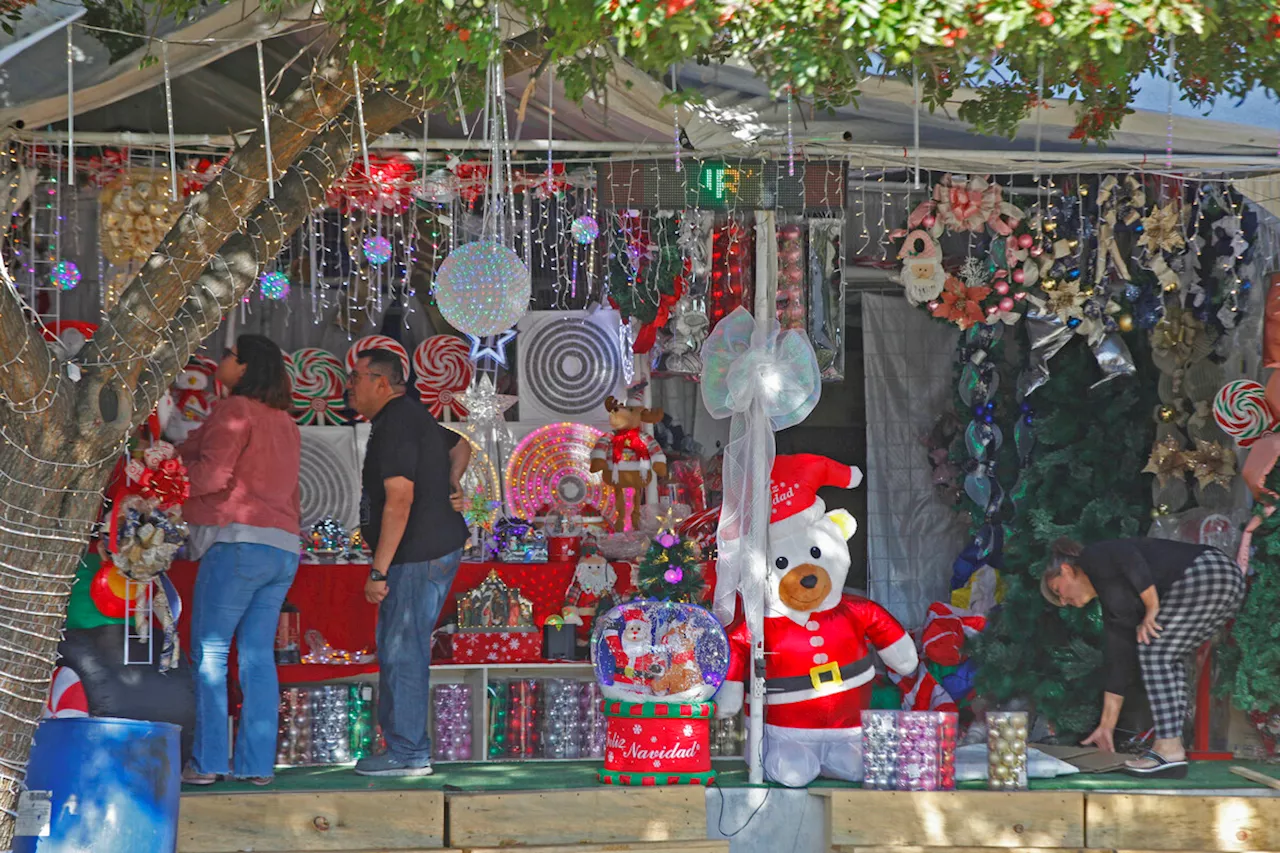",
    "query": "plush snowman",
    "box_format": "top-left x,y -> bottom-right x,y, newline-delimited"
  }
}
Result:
716,453 -> 919,787
162,355 -> 220,444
